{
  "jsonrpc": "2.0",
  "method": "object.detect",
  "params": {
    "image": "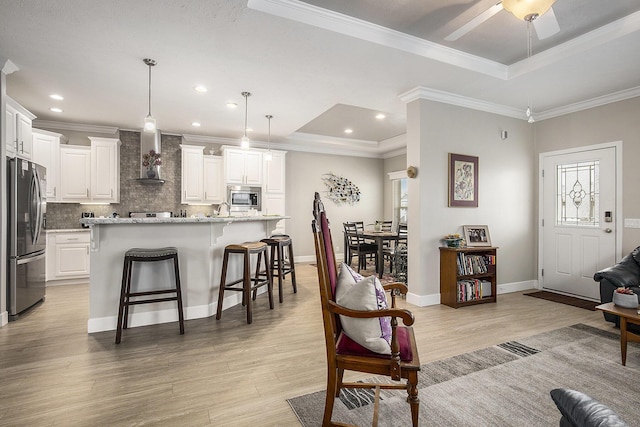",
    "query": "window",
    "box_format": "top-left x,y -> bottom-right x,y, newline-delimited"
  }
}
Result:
556,160 -> 599,226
